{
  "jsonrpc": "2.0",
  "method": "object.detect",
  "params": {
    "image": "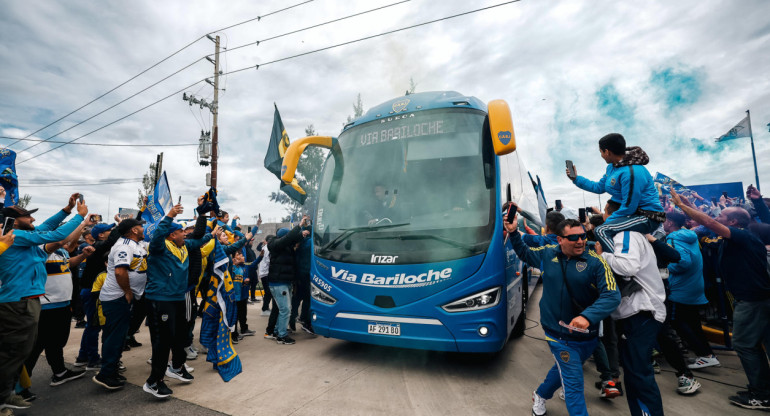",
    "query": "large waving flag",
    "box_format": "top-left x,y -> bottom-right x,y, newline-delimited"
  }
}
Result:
264,104 -> 291,178
199,241 -> 242,382
141,171 -> 173,239
0,148 -> 19,206
653,172 -> 688,195
715,115 -> 750,142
